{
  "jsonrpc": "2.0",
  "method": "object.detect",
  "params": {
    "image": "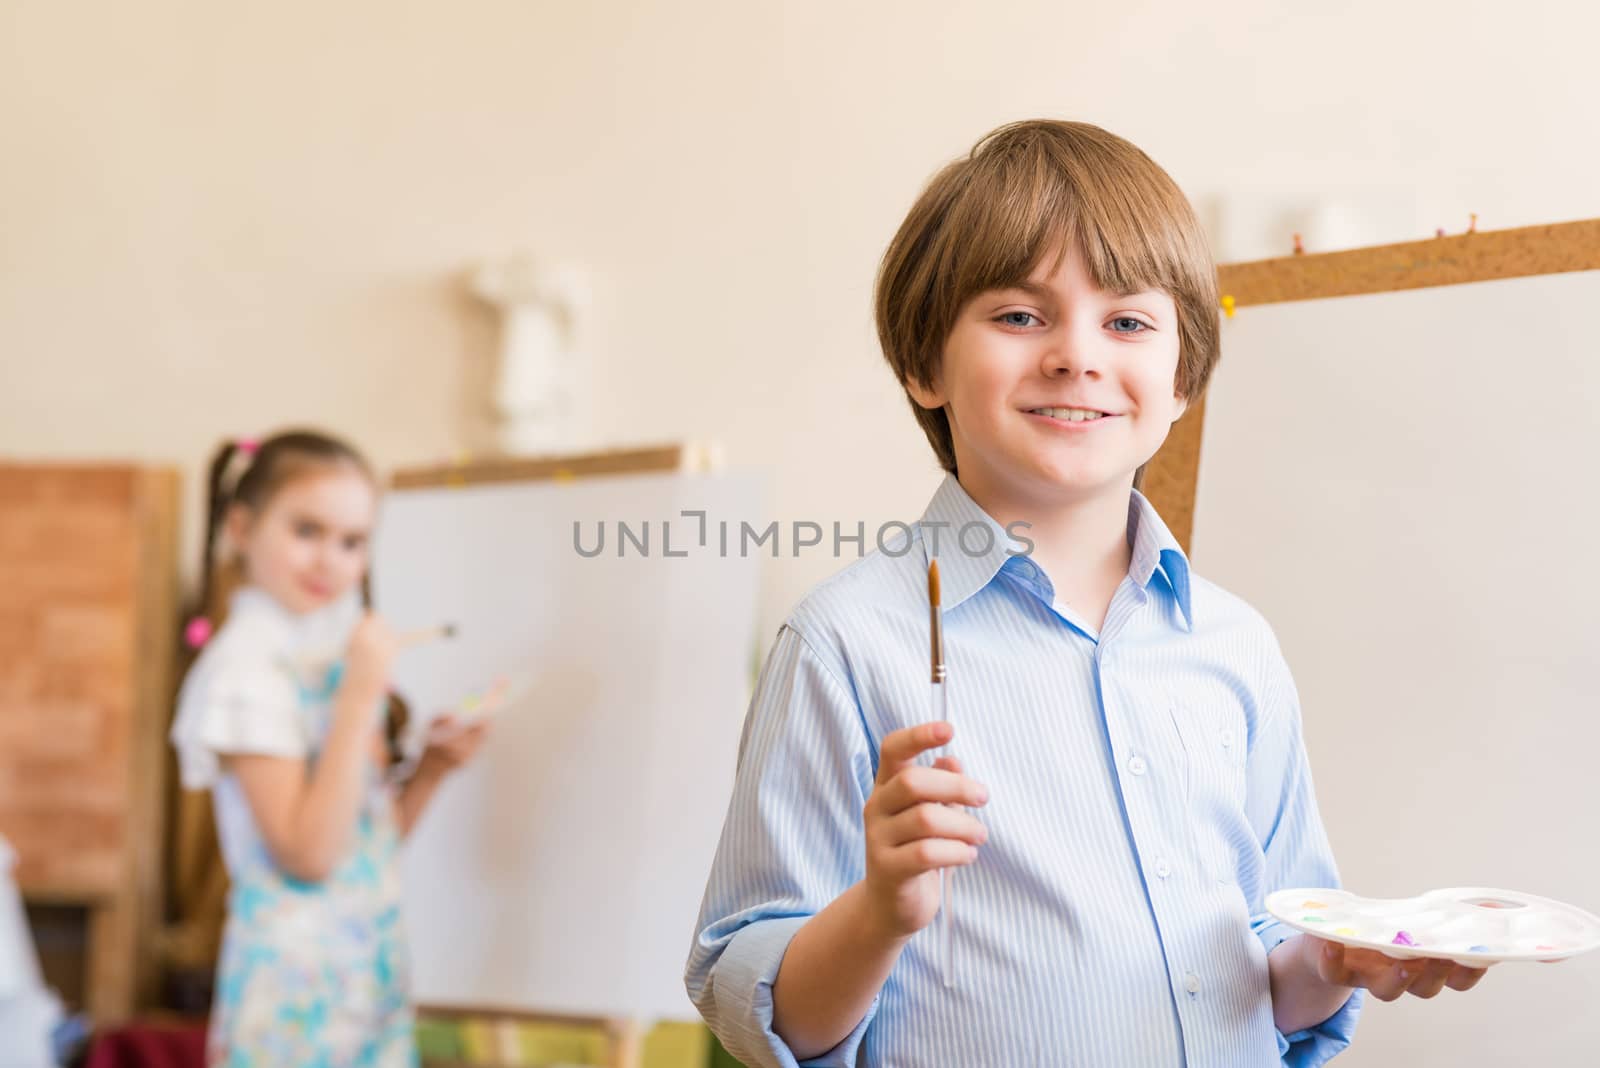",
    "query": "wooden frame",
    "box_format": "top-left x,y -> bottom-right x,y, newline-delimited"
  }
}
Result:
1141,218 -> 1600,552
392,442 -> 711,490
